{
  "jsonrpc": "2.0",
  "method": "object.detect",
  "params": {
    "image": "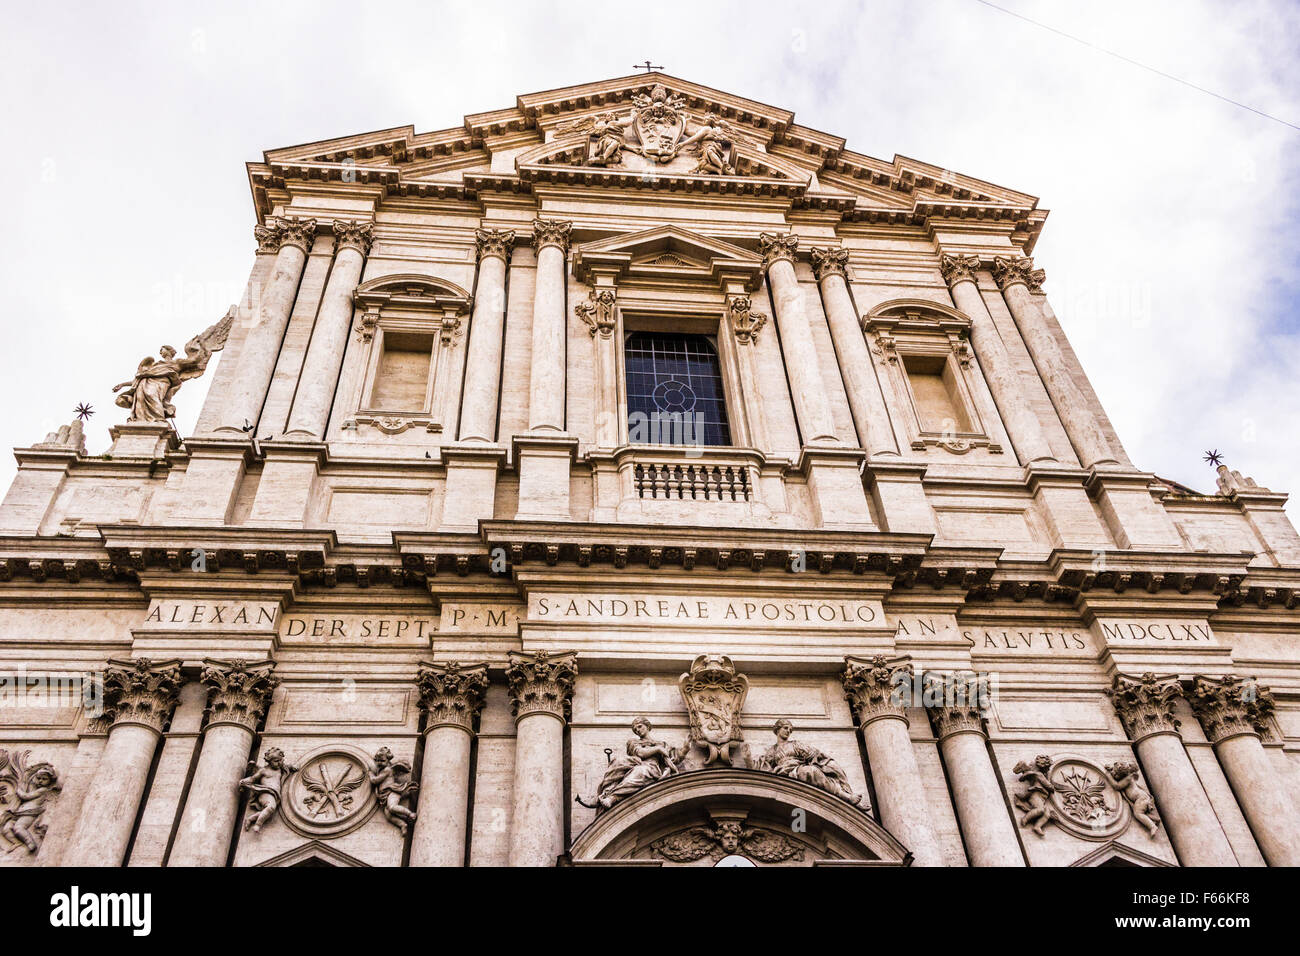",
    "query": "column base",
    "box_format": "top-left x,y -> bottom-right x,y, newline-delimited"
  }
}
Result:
799,446 -> 876,531
1026,464 -> 1114,549
1086,468 -> 1183,550
513,434 -> 579,521
0,449 -> 77,534
108,422 -> 179,459
864,460 -> 932,534
246,440 -> 327,527
163,439 -> 252,526
440,443 -> 508,532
